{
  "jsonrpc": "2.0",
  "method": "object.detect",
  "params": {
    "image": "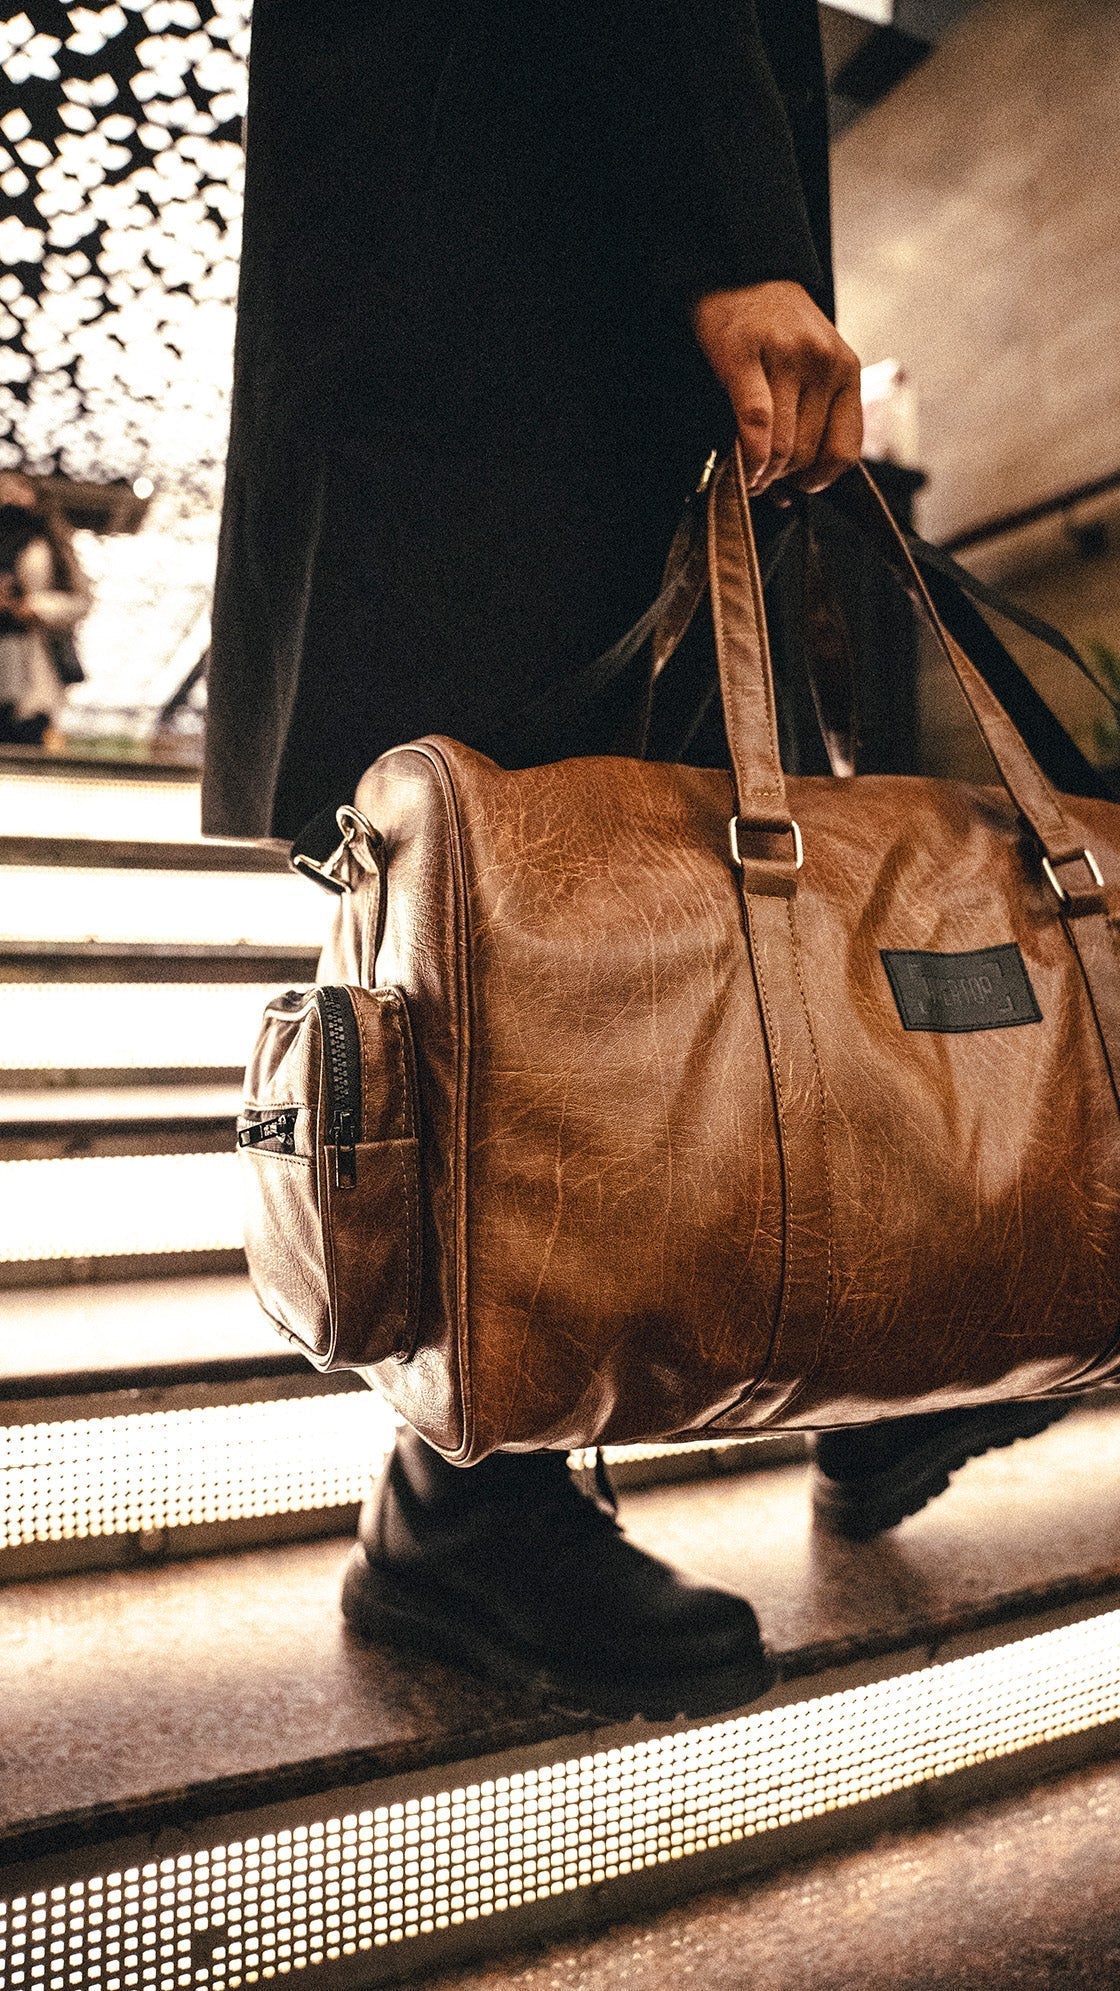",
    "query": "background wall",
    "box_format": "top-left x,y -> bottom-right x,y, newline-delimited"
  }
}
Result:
830,0 -> 1120,766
